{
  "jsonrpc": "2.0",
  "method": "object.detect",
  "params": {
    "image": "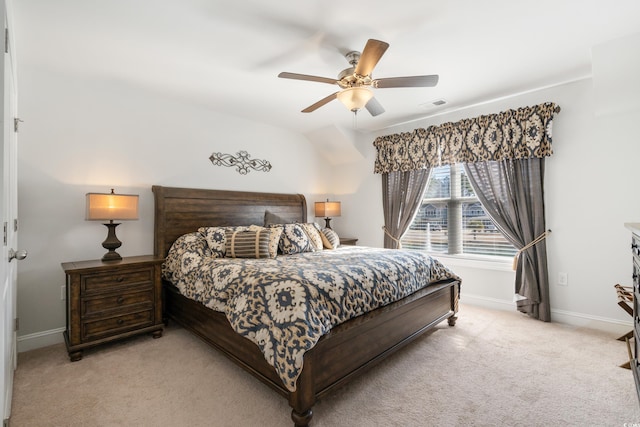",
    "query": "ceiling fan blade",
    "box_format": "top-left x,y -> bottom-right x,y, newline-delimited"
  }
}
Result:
302,92 -> 339,113
365,97 -> 385,117
278,72 -> 337,85
375,75 -> 439,88
354,39 -> 389,77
